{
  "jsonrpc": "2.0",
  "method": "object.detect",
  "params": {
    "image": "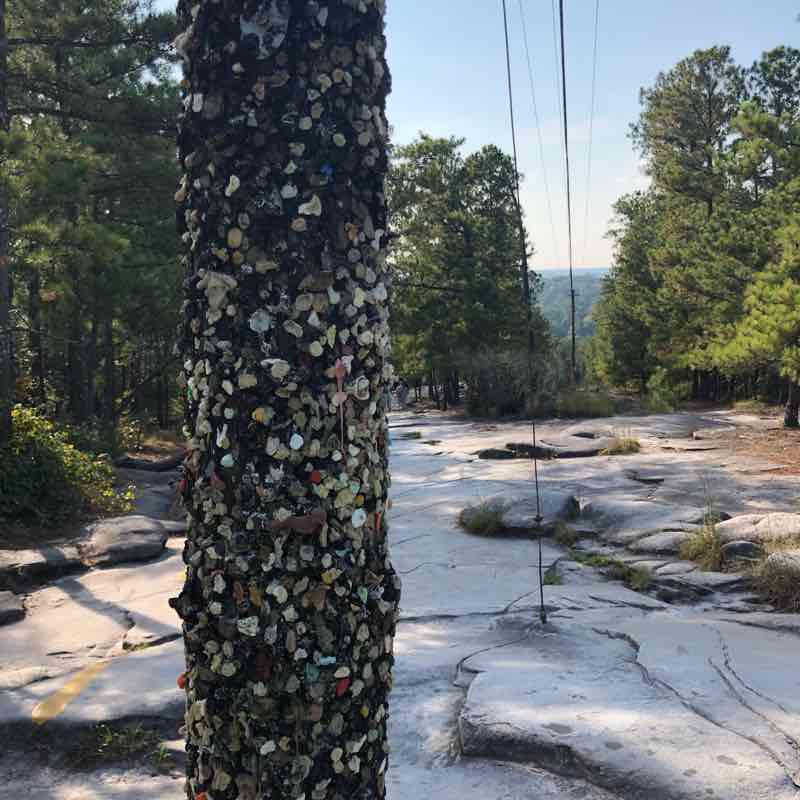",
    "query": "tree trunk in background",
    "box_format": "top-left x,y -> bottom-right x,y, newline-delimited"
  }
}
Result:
171,2 -> 397,799
103,316 -> 115,423
28,268 -> 46,406
68,296 -> 86,422
0,0 -> 13,441
785,381 -> 799,429
85,309 -> 98,420
158,372 -> 169,428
